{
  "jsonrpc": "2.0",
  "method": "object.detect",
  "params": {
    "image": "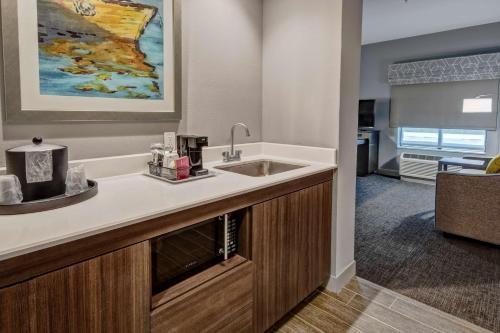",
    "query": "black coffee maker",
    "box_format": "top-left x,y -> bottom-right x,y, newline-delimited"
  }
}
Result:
177,135 -> 209,176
